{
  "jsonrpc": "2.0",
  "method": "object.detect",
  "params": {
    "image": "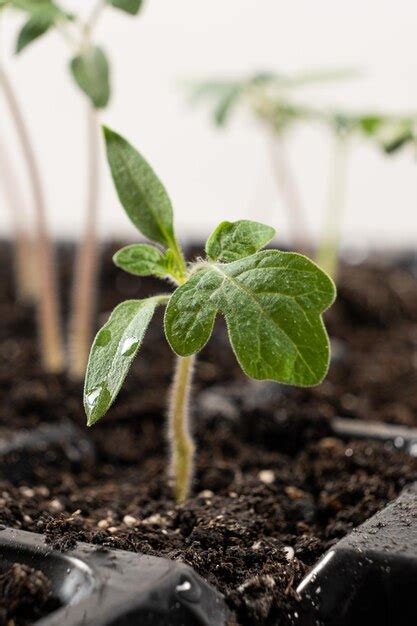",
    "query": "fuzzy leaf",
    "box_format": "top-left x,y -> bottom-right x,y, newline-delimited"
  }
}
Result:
70,46 -> 110,109
165,250 -> 336,386
84,298 -> 160,426
108,0 -> 143,15
16,13 -> 53,53
103,127 -> 176,247
113,243 -> 169,277
206,220 -> 275,262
